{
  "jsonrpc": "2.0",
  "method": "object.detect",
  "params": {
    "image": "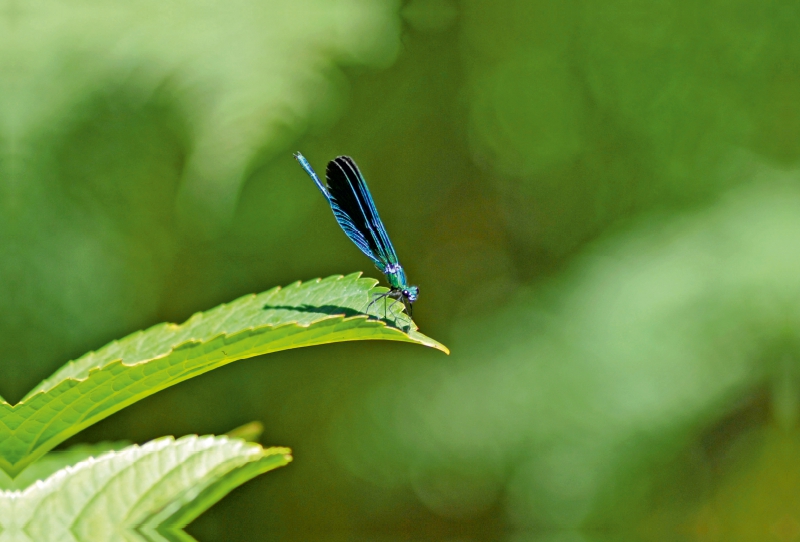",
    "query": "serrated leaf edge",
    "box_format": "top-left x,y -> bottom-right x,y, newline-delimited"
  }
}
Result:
19,273 -> 447,406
